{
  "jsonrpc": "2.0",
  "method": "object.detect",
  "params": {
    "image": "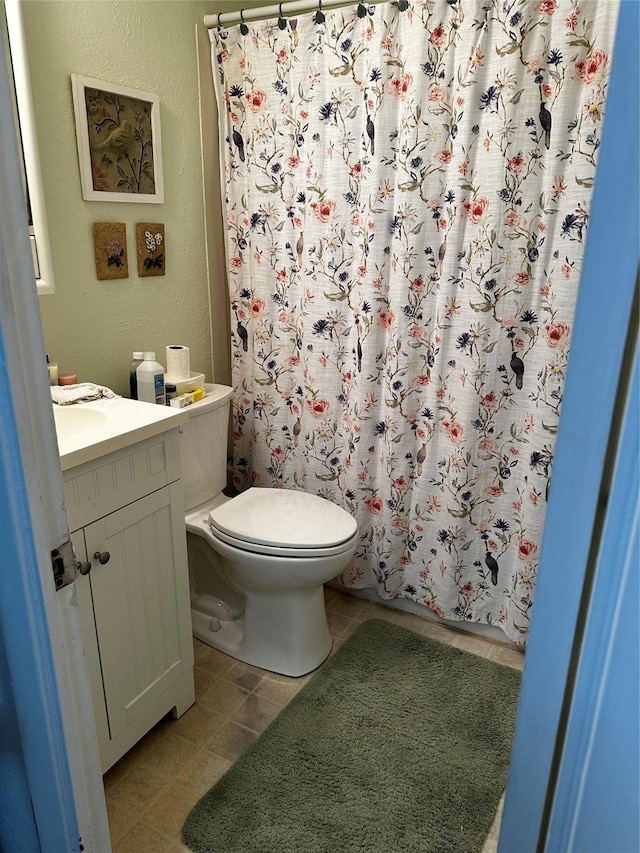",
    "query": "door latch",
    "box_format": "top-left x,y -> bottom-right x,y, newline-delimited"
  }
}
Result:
50,539 -> 76,590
